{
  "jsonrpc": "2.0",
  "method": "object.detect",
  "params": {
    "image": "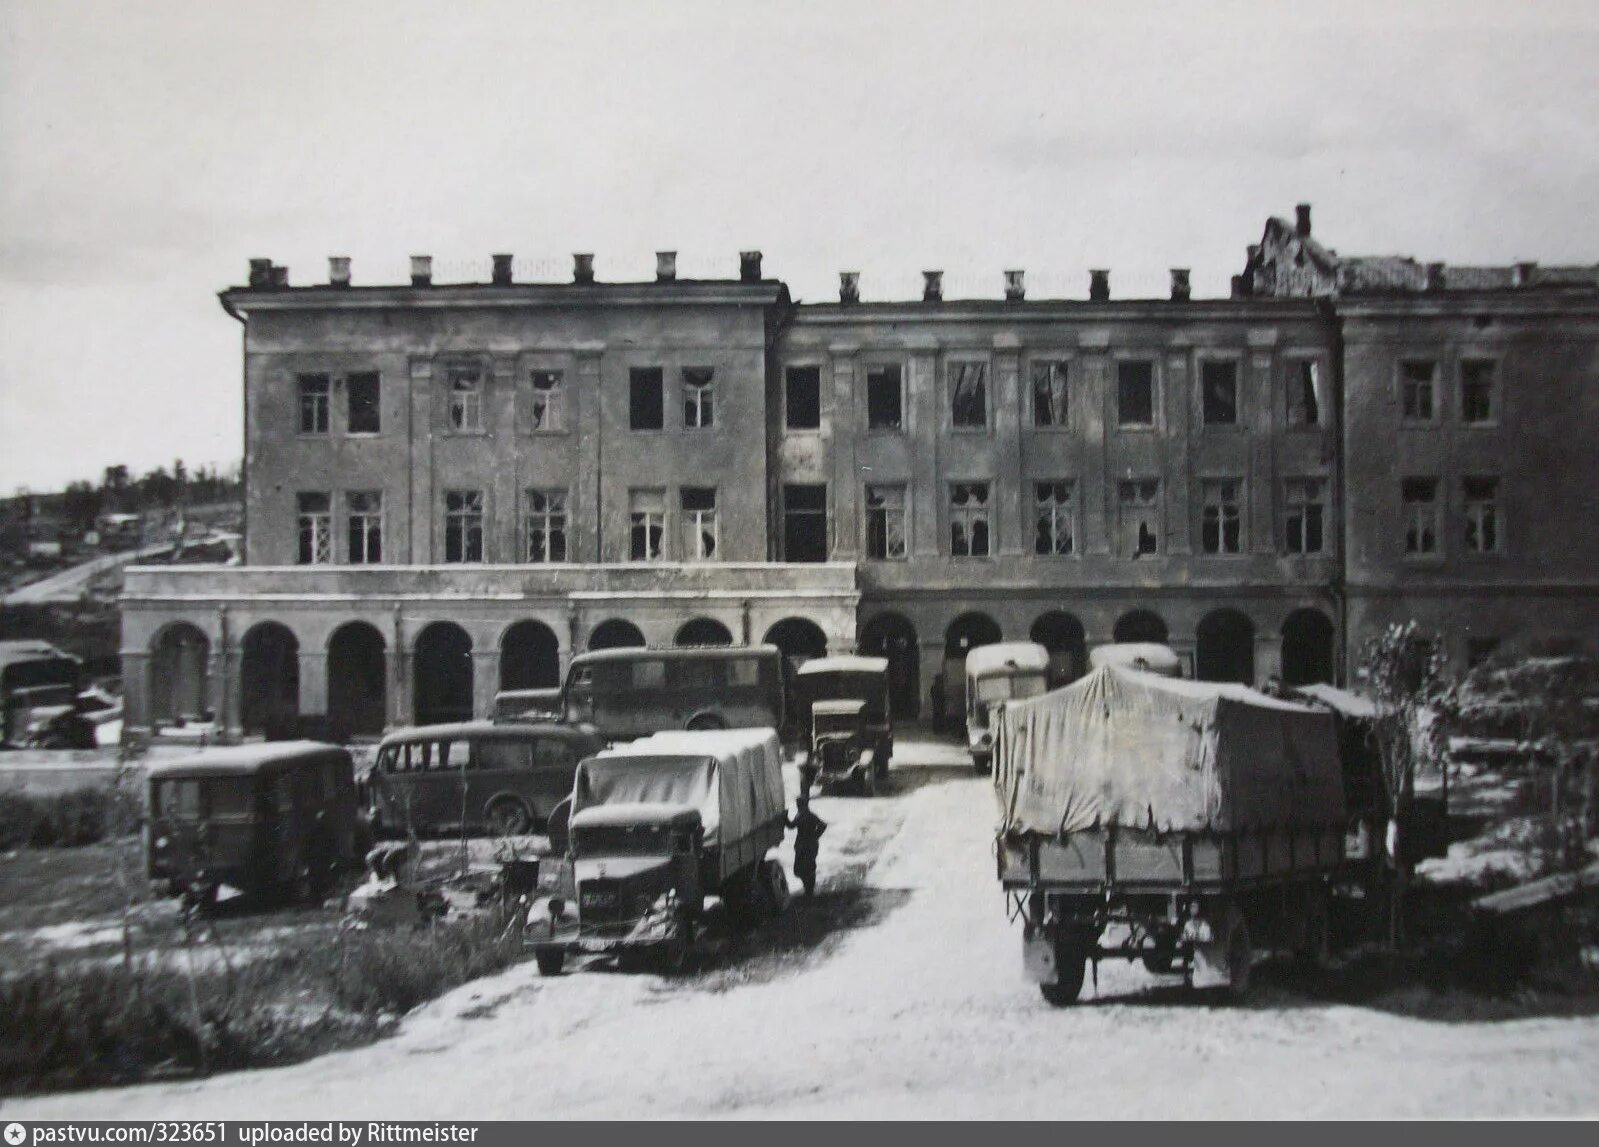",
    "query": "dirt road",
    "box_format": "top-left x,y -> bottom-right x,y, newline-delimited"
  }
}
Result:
10,740 -> 1599,1118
